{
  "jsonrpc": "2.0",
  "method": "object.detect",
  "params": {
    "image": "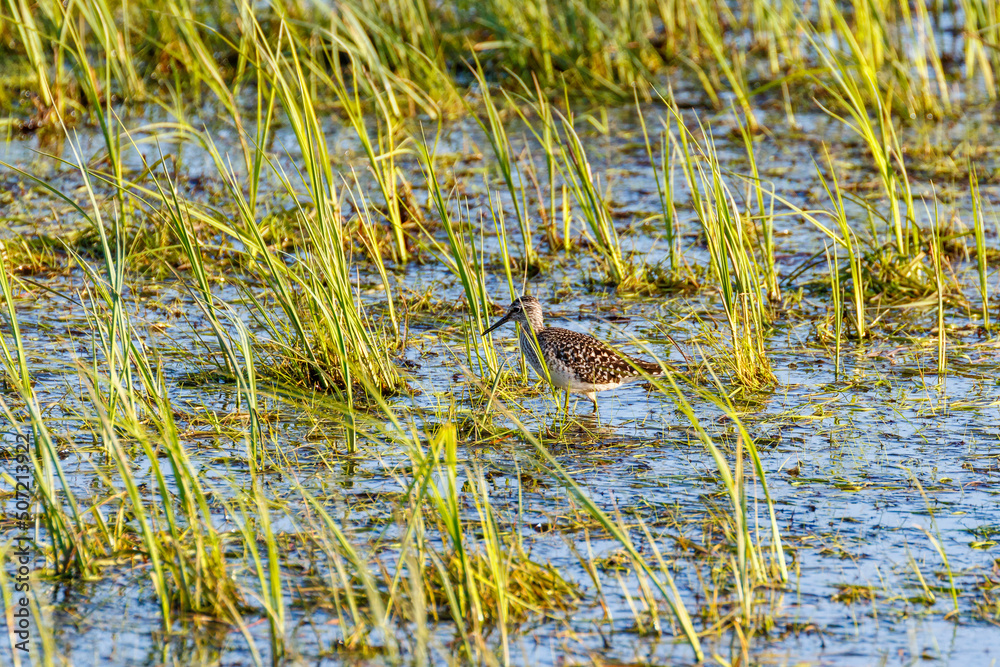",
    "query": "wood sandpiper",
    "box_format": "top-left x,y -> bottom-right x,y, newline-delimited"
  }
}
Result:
482,295 -> 664,409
